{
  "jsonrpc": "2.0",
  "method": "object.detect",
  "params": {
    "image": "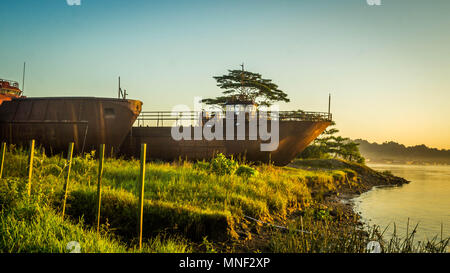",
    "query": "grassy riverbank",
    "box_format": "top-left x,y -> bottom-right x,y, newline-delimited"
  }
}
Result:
0,146 -> 448,253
